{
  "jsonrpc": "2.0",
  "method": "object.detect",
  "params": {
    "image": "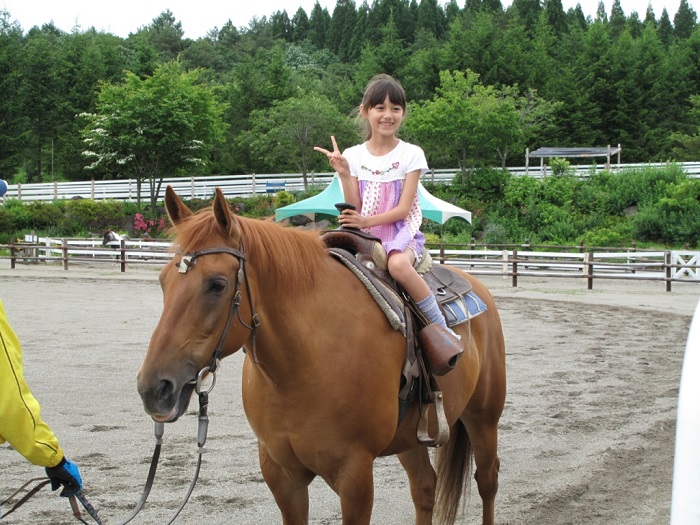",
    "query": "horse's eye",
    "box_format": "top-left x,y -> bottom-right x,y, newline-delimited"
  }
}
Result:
209,279 -> 227,293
